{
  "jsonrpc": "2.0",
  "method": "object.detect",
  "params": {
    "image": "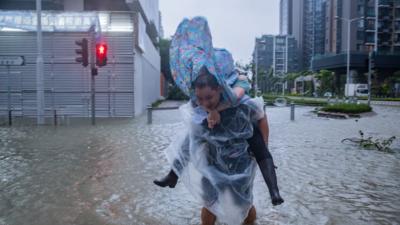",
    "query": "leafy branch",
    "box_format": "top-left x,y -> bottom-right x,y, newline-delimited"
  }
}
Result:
342,130 -> 396,153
